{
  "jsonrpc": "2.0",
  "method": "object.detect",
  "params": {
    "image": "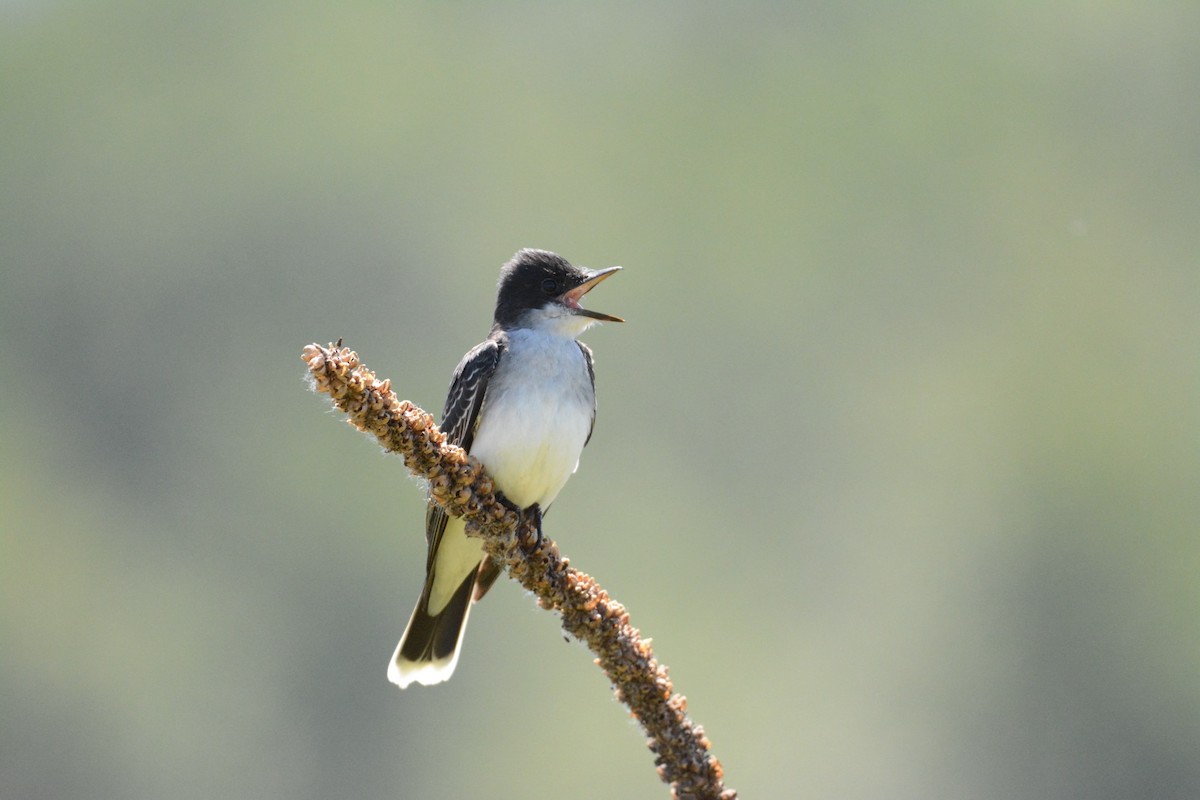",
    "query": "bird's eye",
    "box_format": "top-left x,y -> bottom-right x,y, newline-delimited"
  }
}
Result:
541,278 -> 559,294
